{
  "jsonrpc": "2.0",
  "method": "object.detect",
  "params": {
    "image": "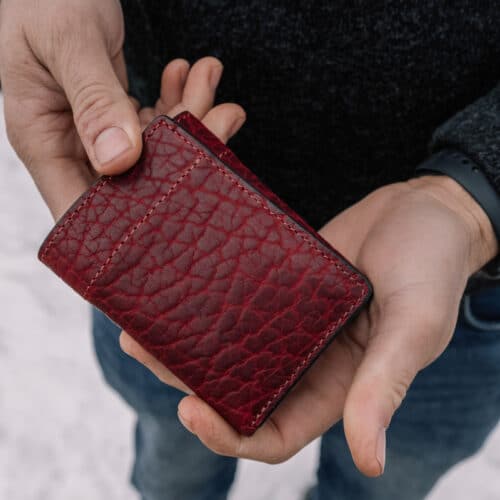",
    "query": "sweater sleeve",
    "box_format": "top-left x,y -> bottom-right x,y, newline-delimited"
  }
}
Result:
431,83 -> 500,195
